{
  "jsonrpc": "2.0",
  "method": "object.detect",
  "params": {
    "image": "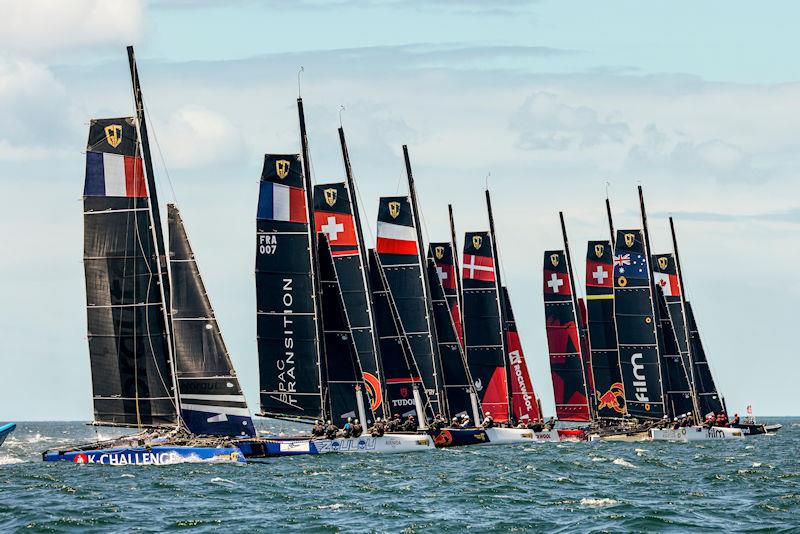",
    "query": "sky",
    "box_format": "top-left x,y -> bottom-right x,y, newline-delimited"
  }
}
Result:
1,0 -> 798,420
